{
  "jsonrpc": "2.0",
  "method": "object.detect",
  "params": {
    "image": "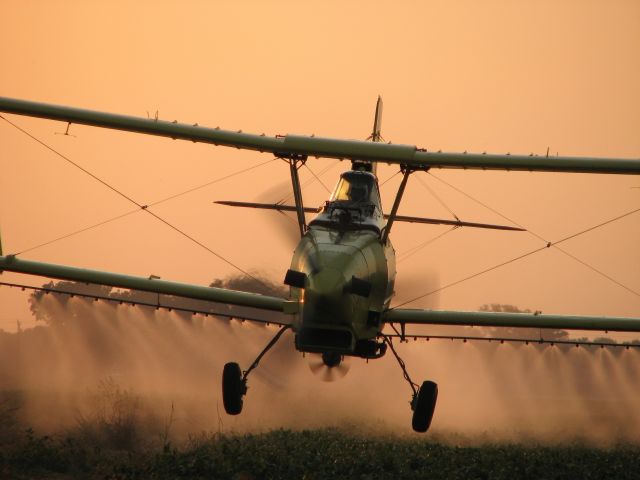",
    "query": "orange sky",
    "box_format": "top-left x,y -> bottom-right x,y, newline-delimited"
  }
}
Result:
1,0 -> 639,332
